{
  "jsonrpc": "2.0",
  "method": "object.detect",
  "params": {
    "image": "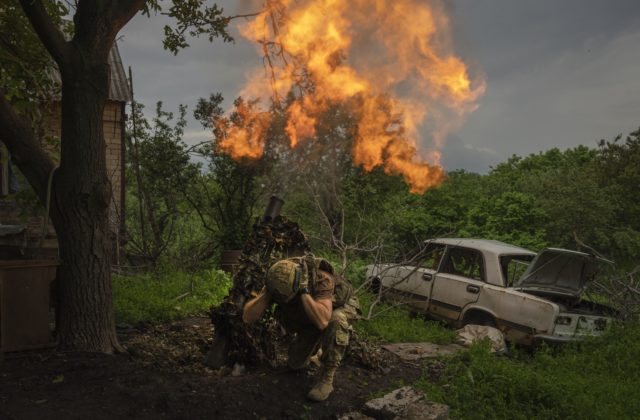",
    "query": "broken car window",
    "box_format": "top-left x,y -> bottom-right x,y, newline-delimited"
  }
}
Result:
500,255 -> 534,287
420,243 -> 446,270
440,247 -> 485,281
